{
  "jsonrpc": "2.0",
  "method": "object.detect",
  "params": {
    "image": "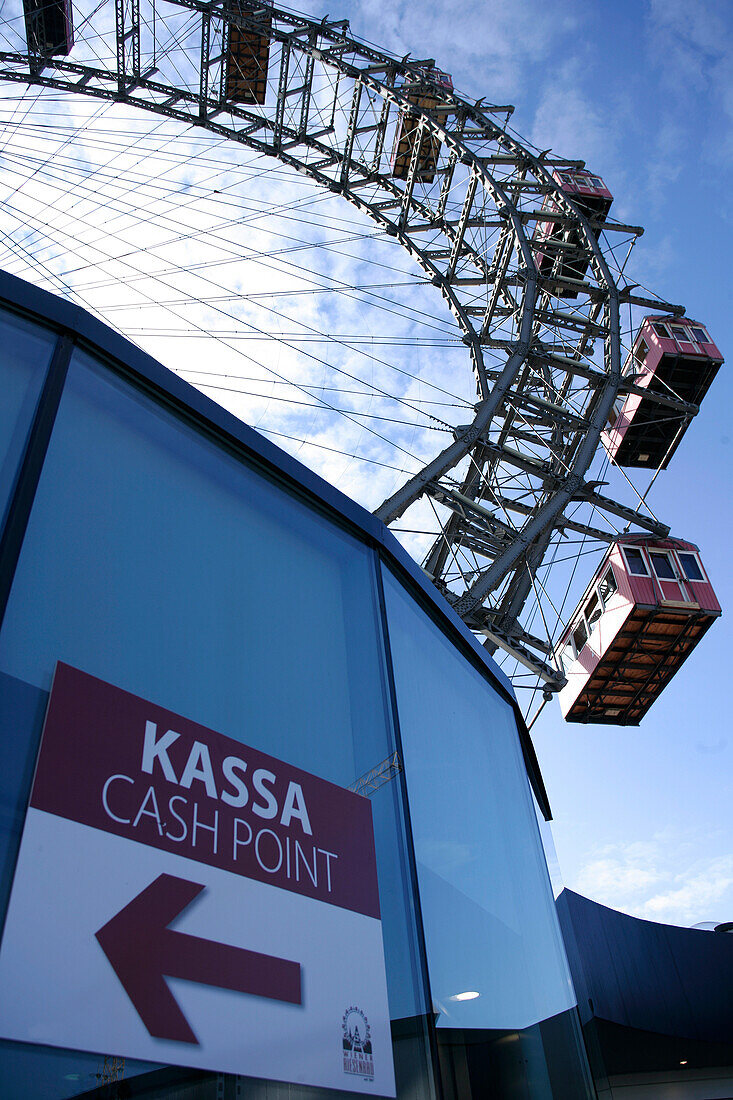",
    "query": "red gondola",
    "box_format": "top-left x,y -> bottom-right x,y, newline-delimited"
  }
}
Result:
533,167 -> 613,296
225,0 -> 272,106
23,0 -> 74,57
556,537 -> 720,725
602,316 -> 724,470
391,67 -> 453,184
